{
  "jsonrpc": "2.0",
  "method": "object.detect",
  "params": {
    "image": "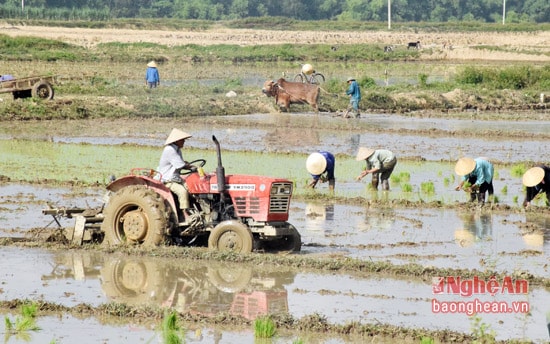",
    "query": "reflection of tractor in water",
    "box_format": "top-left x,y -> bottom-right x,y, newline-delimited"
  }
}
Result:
100,257 -> 292,320
43,136 -> 301,253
